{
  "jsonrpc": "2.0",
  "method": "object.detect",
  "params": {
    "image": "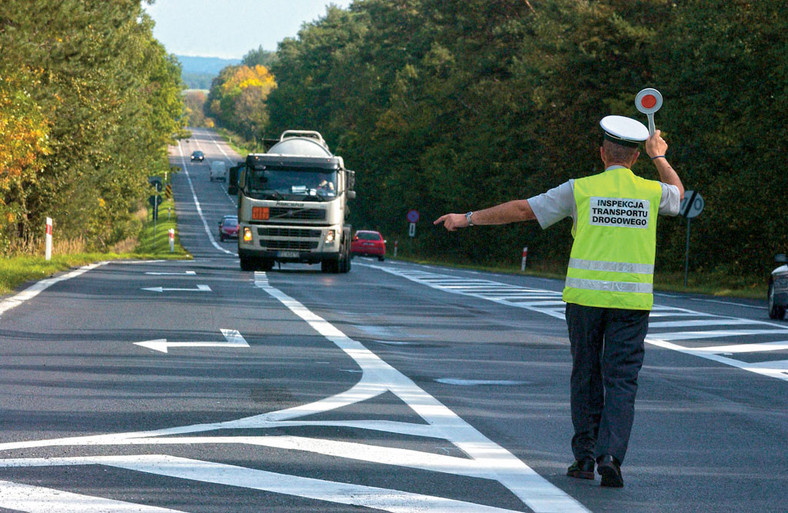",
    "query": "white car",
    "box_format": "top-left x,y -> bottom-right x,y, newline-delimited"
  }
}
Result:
209,161 -> 227,182
768,254 -> 788,320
